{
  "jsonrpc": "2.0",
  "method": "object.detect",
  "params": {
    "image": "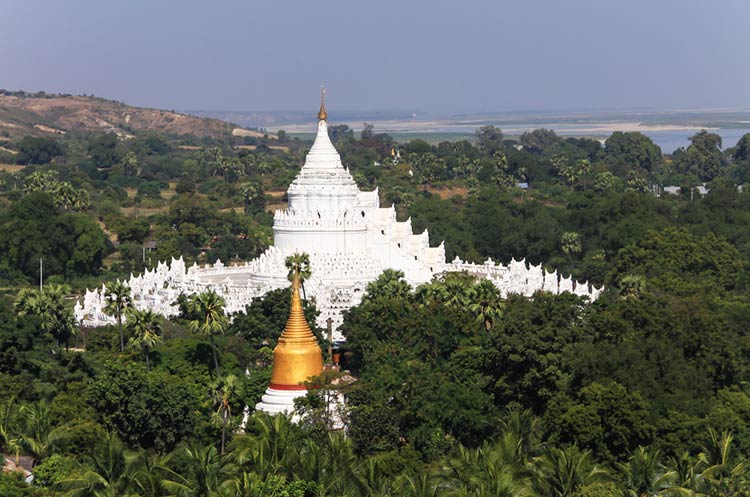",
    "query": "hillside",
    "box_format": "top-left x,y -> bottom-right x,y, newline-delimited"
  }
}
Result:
0,91 -> 264,139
